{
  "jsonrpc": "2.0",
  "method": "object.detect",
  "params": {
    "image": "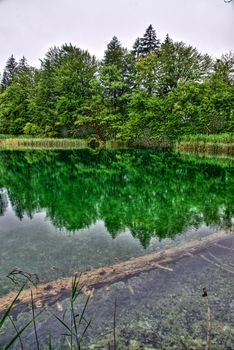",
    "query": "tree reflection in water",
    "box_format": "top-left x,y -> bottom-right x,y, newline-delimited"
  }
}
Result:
0,148 -> 233,248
